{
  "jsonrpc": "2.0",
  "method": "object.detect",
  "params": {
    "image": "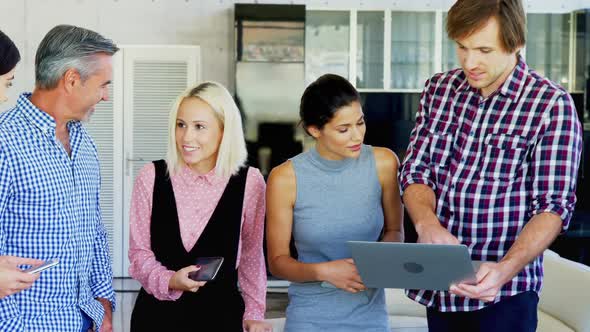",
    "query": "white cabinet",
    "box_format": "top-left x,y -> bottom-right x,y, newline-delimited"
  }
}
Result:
85,45 -> 200,277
